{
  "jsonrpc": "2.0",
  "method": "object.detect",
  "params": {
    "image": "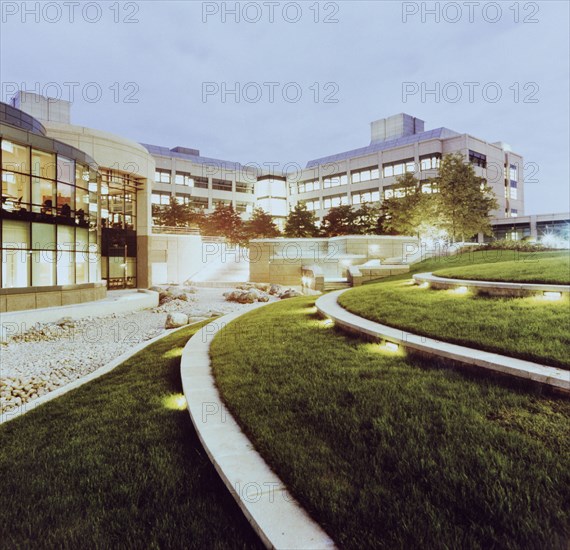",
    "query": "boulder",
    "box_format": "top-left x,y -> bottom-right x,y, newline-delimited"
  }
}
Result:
269,284 -> 282,295
169,288 -> 189,301
280,288 -> 302,299
165,312 -> 189,329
